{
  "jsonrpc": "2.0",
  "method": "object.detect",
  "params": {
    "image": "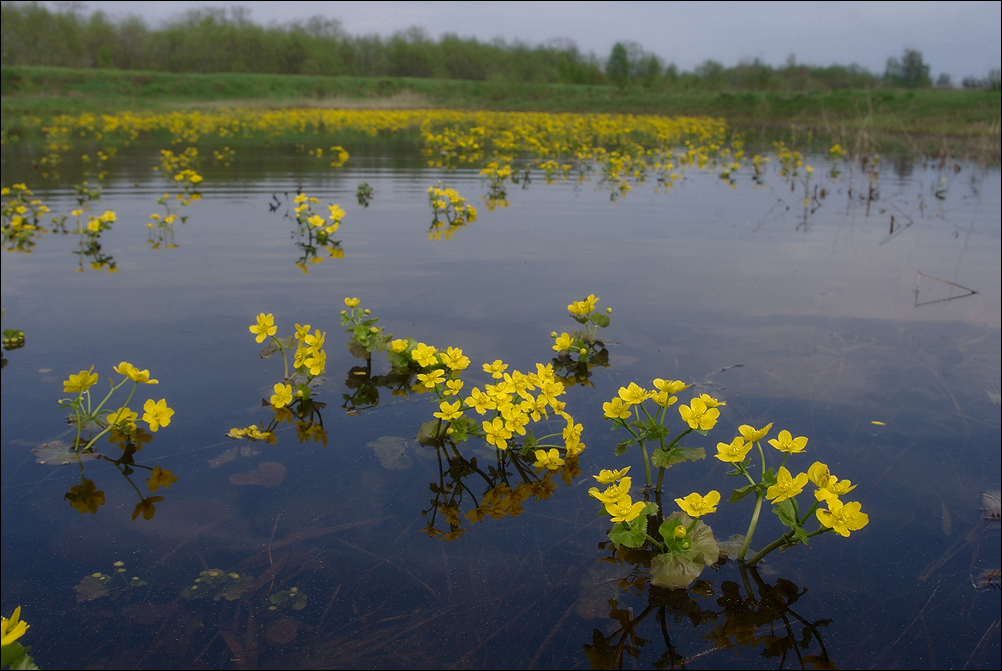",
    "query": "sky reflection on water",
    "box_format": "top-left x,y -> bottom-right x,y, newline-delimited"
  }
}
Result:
1,147 -> 999,669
